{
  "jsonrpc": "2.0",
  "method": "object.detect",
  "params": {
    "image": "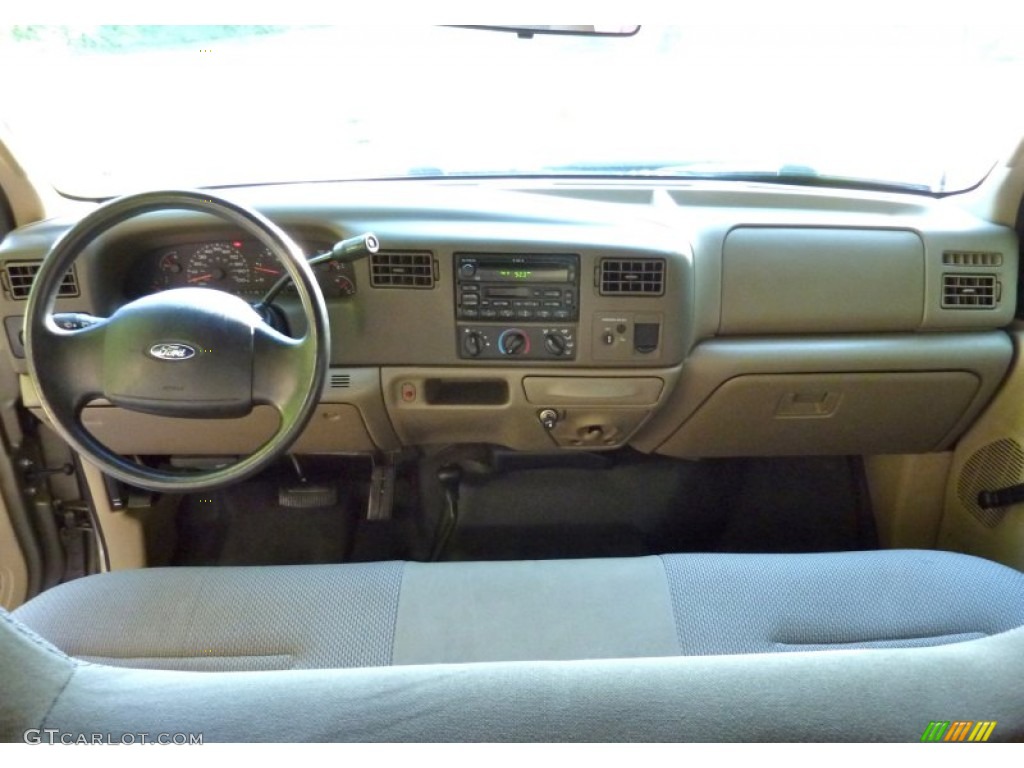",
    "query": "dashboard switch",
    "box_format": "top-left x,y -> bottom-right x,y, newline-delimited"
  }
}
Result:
544,331 -> 569,357
539,409 -> 559,430
462,331 -> 486,358
499,329 -> 529,356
